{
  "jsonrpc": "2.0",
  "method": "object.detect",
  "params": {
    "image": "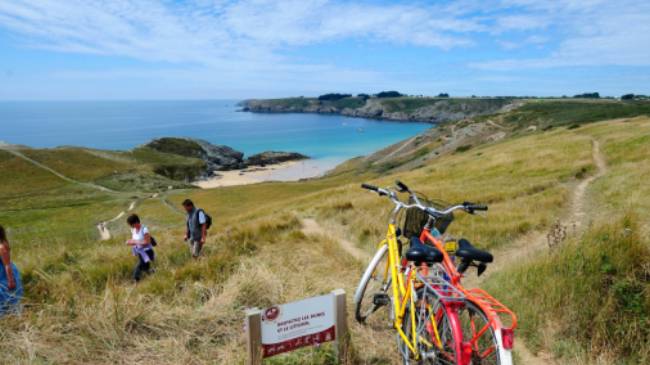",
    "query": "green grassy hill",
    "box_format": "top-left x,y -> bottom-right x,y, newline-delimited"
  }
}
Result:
1,101 -> 649,364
